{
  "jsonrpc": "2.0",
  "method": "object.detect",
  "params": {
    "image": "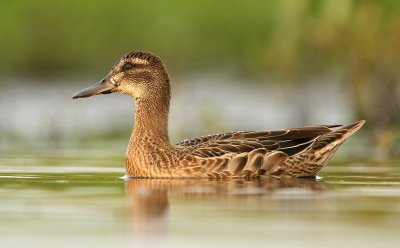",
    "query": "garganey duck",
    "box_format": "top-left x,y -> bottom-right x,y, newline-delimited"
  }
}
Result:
73,51 -> 365,179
